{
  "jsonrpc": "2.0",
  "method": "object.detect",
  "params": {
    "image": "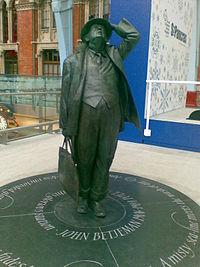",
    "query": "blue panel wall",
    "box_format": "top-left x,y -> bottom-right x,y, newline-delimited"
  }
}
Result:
111,0 -> 200,152
146,121 -> 200,152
